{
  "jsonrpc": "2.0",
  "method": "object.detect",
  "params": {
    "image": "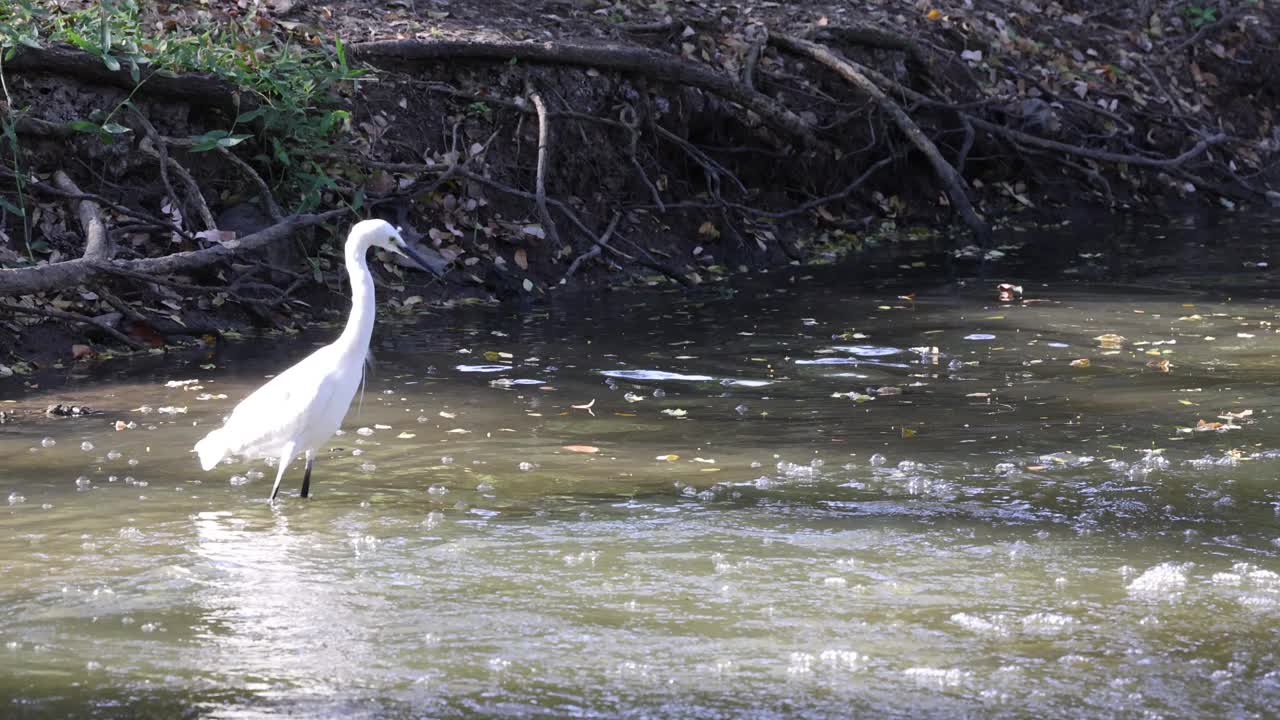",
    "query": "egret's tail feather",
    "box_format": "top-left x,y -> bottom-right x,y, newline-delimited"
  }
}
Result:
195,429 -> 228,471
